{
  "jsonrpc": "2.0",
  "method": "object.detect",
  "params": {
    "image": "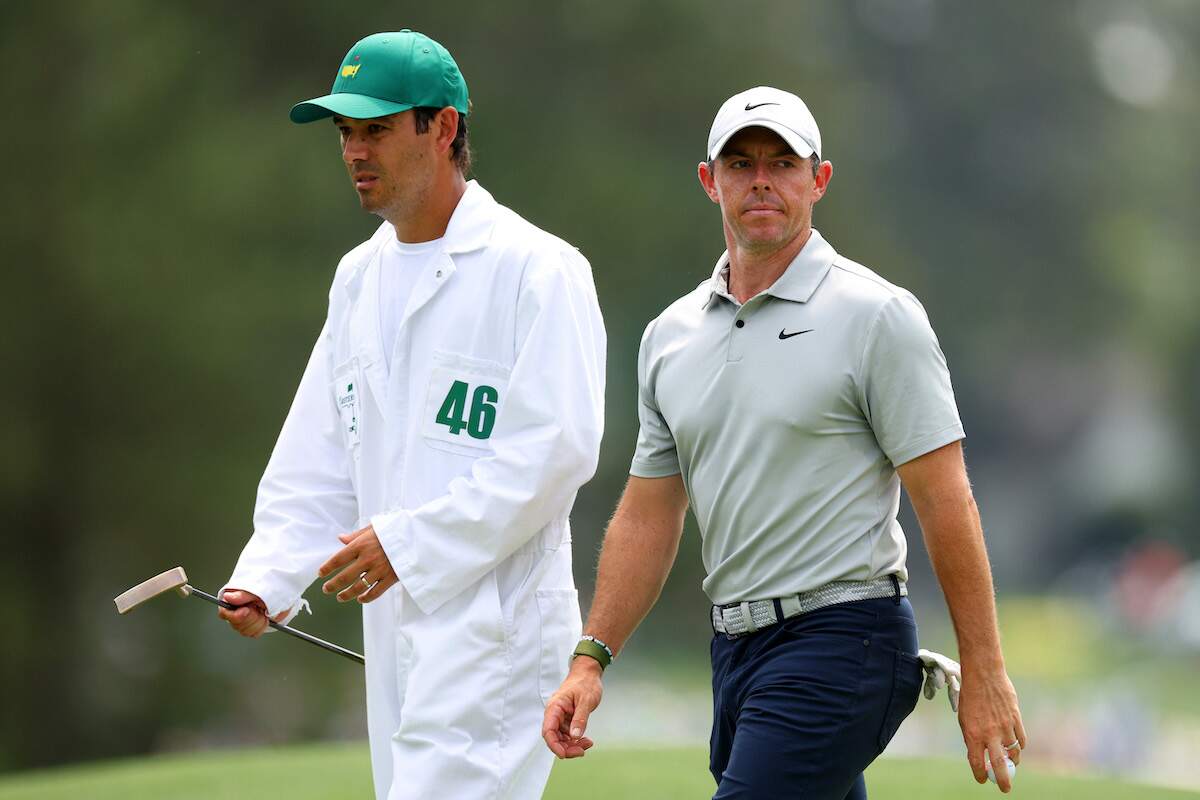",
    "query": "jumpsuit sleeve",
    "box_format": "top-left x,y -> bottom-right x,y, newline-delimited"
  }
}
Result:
224,318 -> 360,618
370,247 -> 606,615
